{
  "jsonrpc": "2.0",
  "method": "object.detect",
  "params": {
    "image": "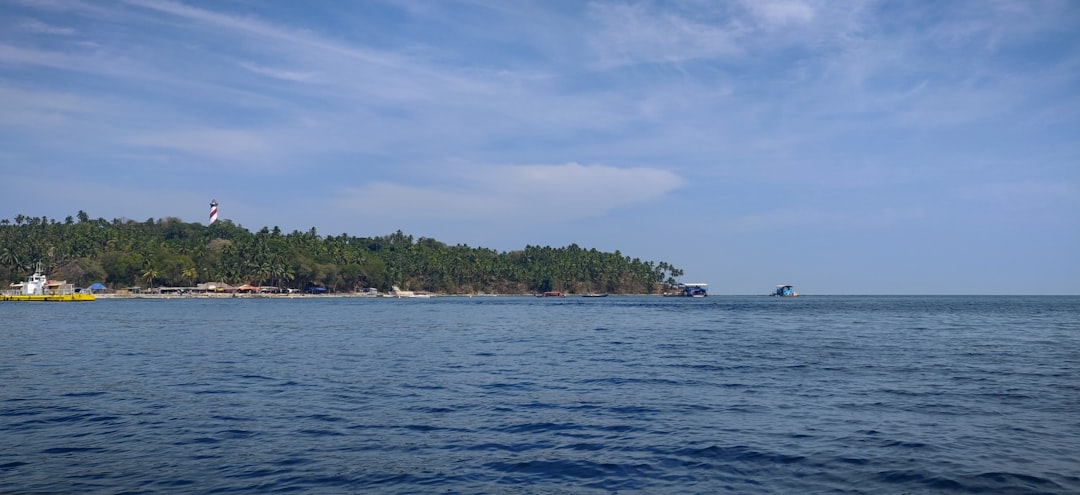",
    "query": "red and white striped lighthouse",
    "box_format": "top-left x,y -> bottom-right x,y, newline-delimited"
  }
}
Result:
209,199 -> 218,225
